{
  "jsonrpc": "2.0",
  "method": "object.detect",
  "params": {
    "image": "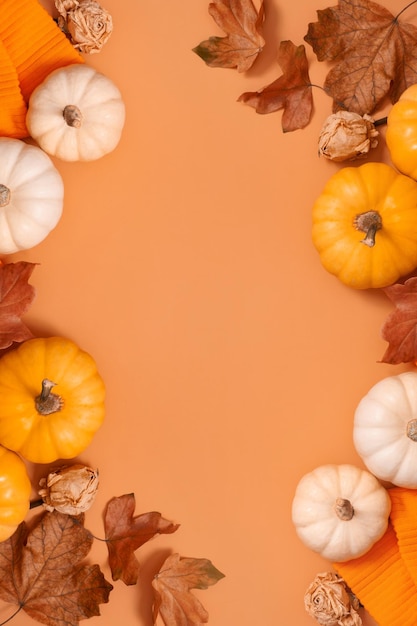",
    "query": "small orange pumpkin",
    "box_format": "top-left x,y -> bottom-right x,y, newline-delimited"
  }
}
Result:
0,444 -> 31,541
0,336 -> 105,463
312,162 -> 417,289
